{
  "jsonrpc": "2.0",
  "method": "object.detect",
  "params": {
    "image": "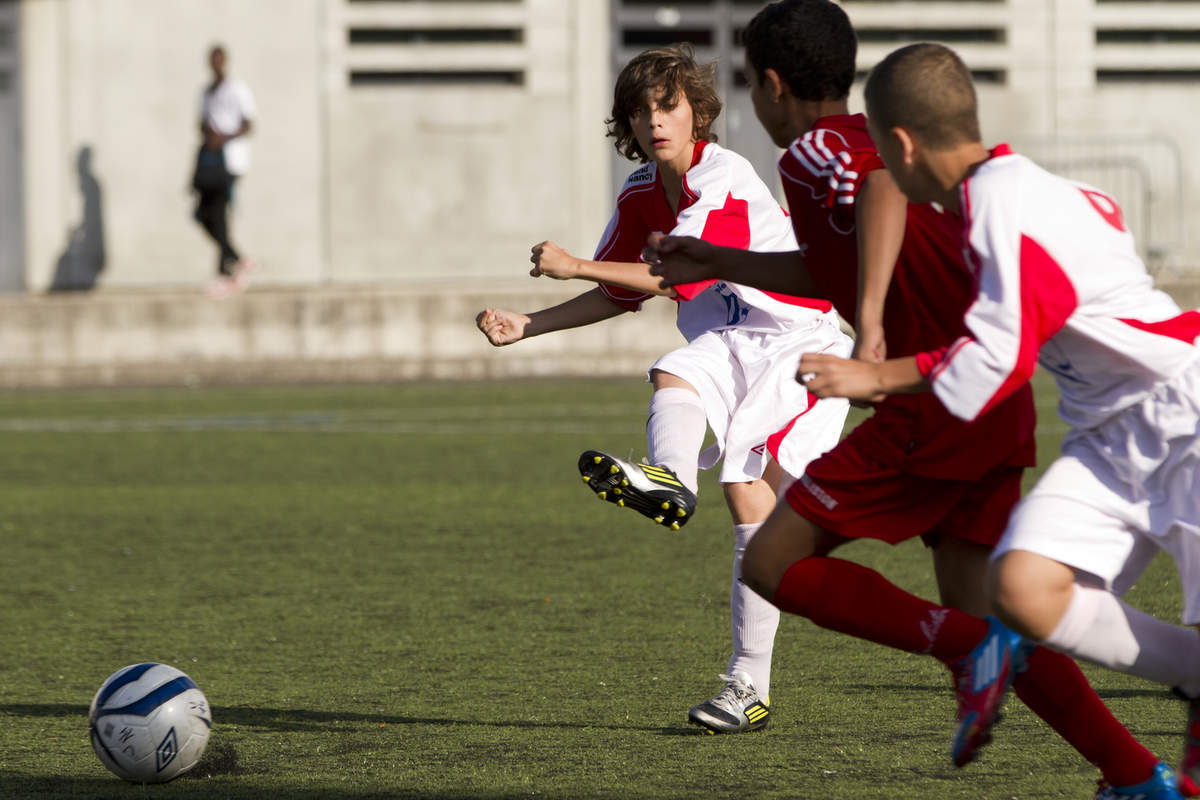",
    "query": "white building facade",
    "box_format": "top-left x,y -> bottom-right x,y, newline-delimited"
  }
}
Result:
3,0 -> 1199,294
